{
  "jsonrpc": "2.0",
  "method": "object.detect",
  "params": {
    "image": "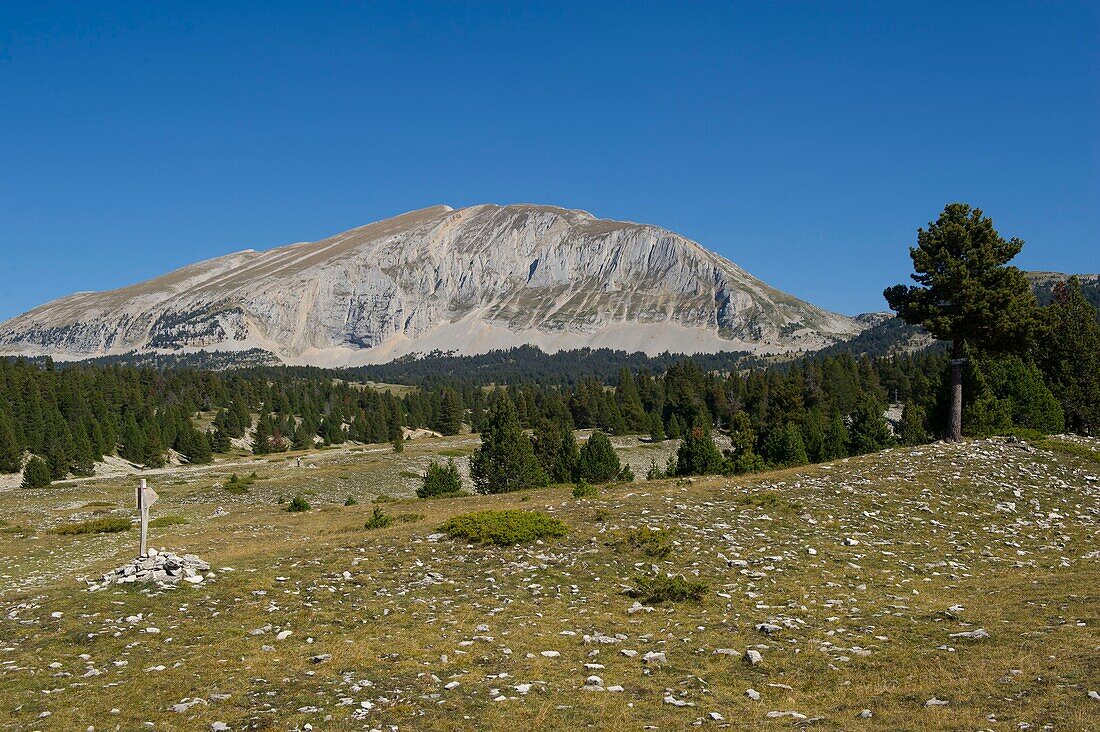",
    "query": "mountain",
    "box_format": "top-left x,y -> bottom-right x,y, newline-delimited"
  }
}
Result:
1026,271 -> 1100,316
0,204 -> 863,366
